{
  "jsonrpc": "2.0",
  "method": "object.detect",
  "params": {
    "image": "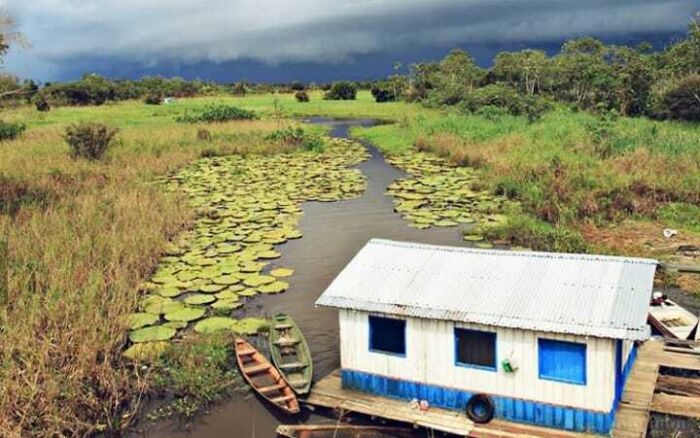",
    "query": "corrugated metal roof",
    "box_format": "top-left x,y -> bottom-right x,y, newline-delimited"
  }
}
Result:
316,239 -> 657,341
